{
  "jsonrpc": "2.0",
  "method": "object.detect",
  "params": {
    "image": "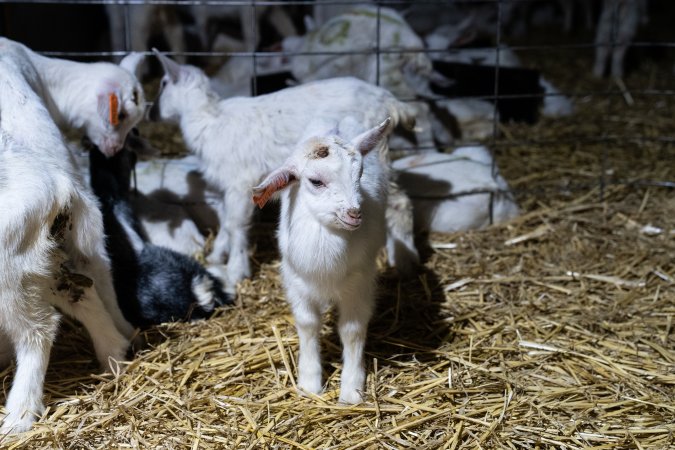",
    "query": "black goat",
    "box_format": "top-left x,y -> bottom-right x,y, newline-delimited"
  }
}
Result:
87,136 -> 233,328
